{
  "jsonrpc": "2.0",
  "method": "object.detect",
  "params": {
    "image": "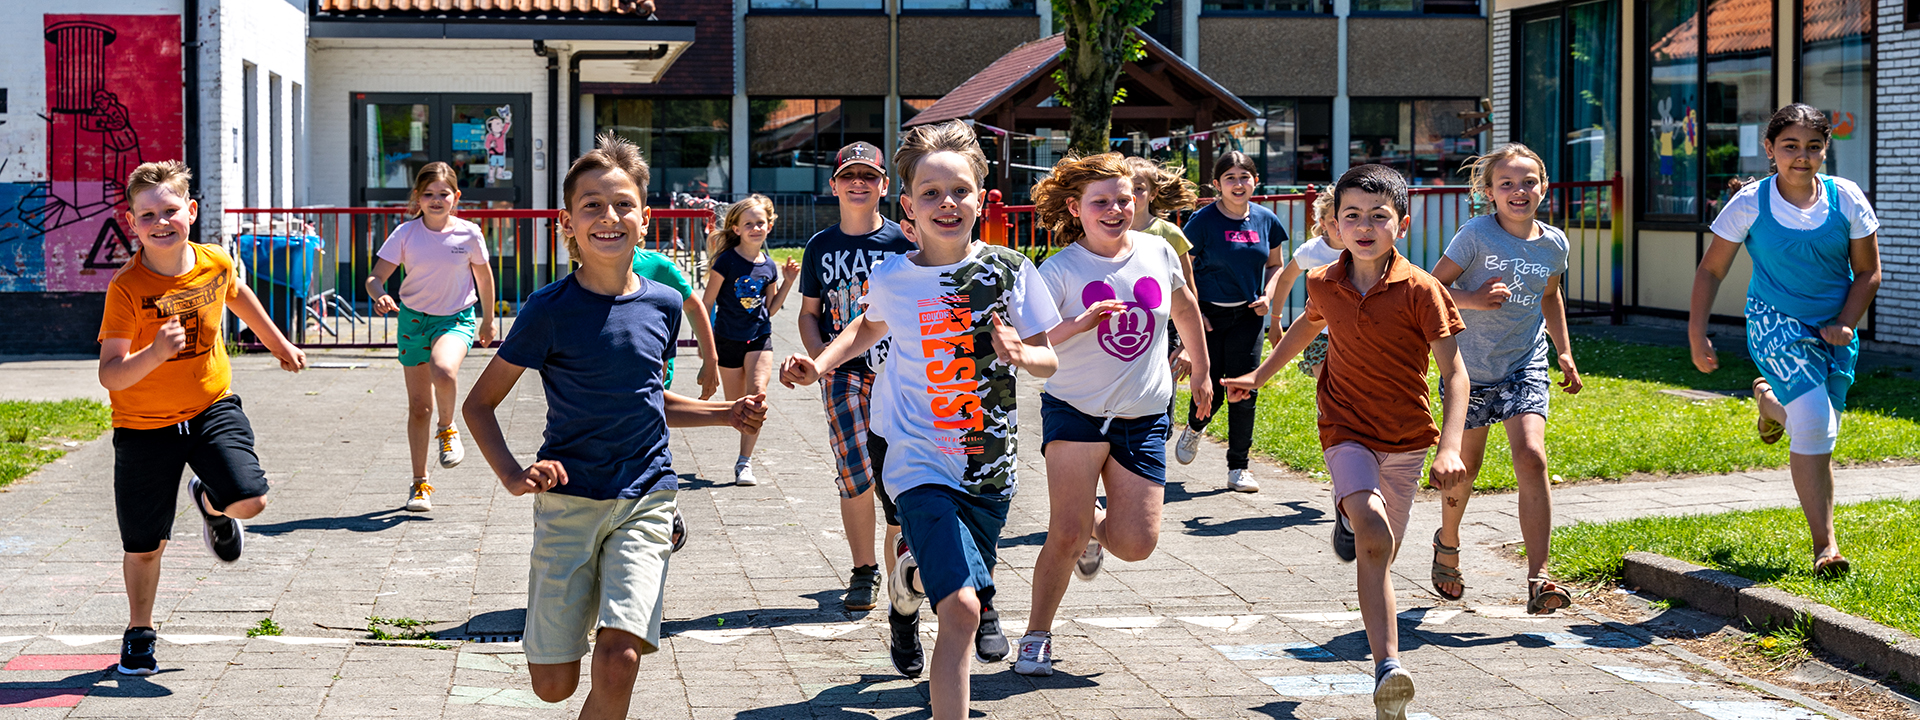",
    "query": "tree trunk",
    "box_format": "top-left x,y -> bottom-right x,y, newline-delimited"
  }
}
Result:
1059,1 -> 1137,156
